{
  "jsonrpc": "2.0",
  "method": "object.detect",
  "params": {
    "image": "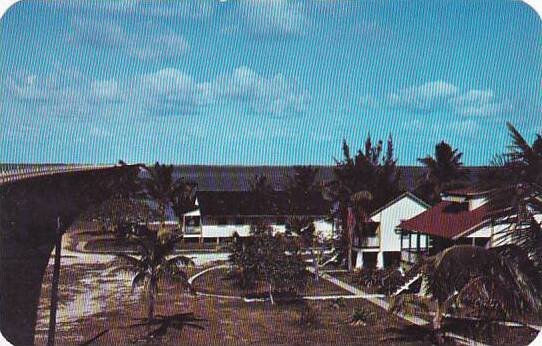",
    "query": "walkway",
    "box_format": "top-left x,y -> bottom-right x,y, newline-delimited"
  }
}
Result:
311,268 -> 491,346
